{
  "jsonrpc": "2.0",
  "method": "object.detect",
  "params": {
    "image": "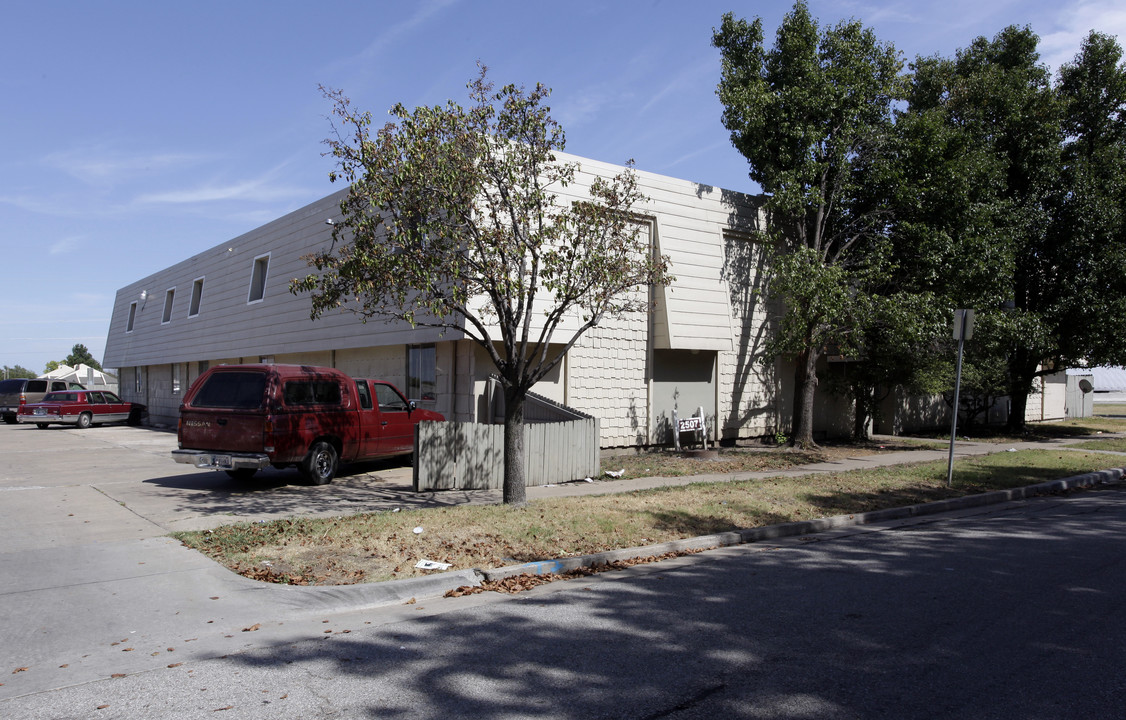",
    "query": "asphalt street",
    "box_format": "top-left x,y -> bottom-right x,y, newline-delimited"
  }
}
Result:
3,423 -> 1126,718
